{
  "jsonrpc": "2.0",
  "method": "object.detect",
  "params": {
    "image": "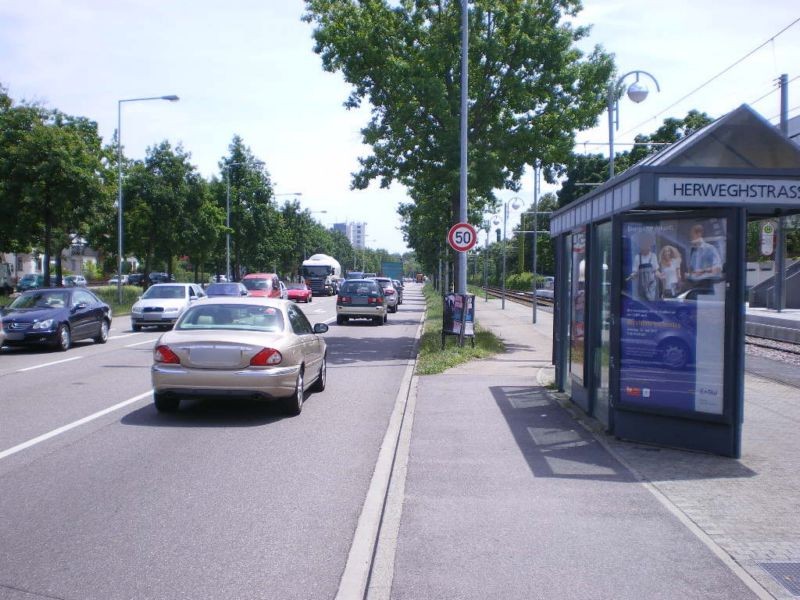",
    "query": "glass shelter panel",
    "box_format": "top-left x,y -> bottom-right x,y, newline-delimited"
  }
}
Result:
593,222 -> 612,426
619,216 -> 727,416
570,228 -> 586,385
